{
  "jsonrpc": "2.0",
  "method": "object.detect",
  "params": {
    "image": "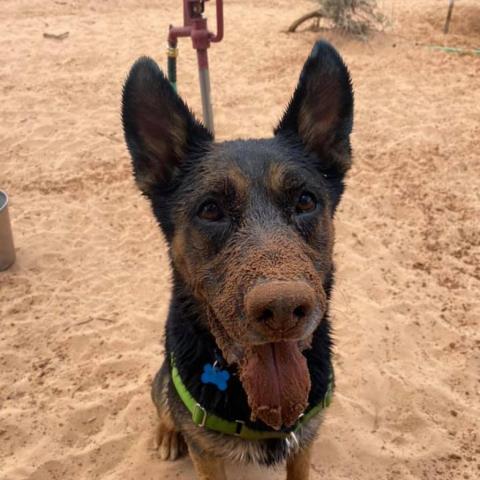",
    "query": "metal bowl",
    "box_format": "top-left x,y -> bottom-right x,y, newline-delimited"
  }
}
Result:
0,190 -> 16,271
